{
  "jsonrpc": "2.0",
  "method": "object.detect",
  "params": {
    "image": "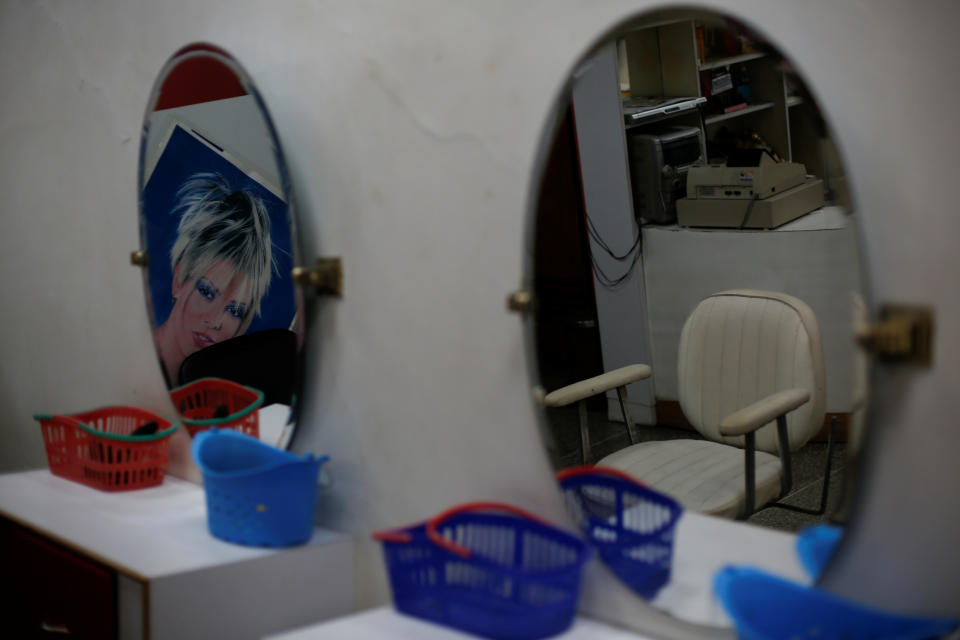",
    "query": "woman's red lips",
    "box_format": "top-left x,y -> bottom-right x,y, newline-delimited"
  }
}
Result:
192,331 -> 215,349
